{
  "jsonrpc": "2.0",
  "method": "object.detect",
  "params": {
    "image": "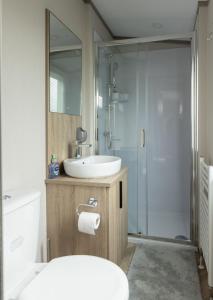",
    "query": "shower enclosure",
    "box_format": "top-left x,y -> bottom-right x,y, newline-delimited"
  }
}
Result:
96,35 -> 195,241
